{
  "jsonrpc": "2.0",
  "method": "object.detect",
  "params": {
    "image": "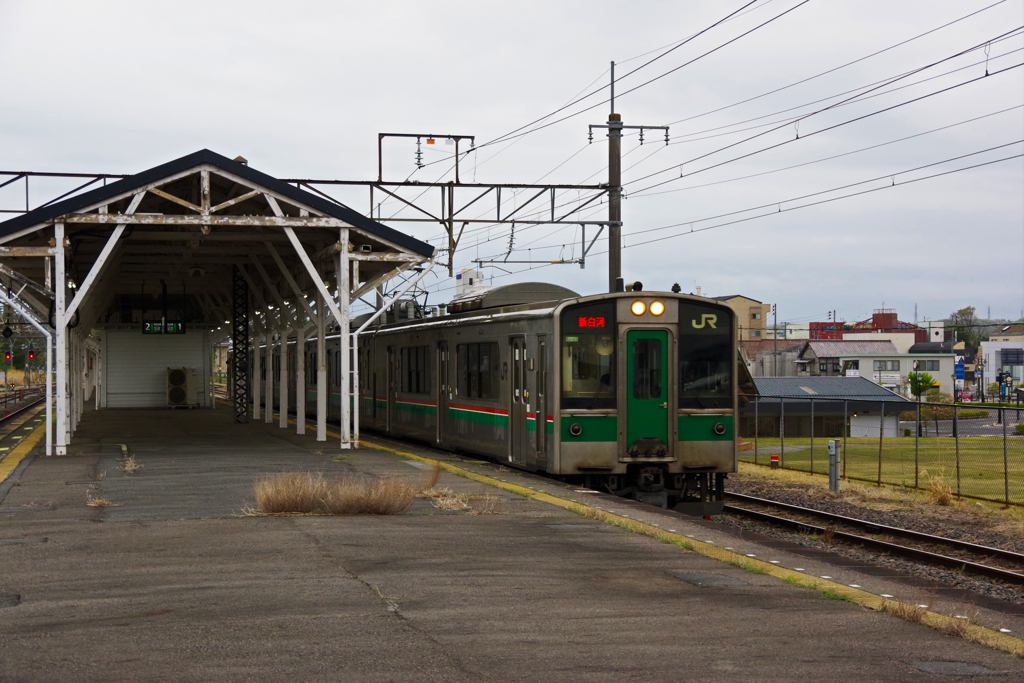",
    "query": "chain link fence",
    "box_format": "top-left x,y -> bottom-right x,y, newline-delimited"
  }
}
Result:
739,394 -> 1024,505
